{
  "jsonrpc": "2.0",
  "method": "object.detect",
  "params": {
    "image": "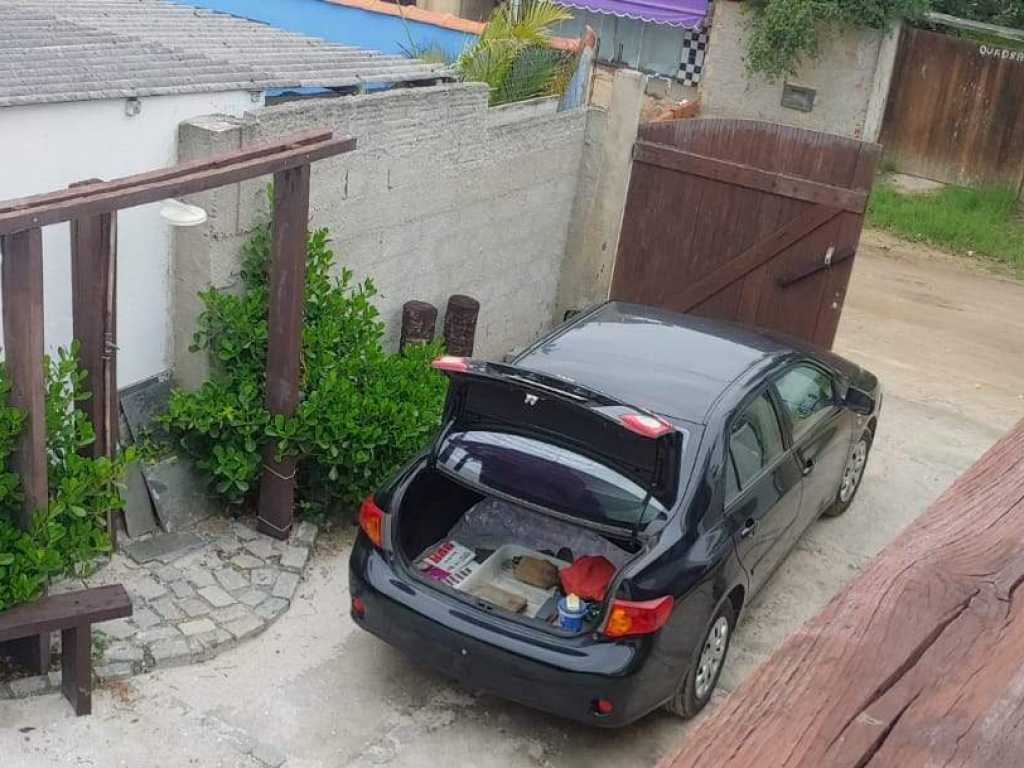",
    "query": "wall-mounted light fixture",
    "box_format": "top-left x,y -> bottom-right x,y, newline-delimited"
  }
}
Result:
159,199 -> 207,227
